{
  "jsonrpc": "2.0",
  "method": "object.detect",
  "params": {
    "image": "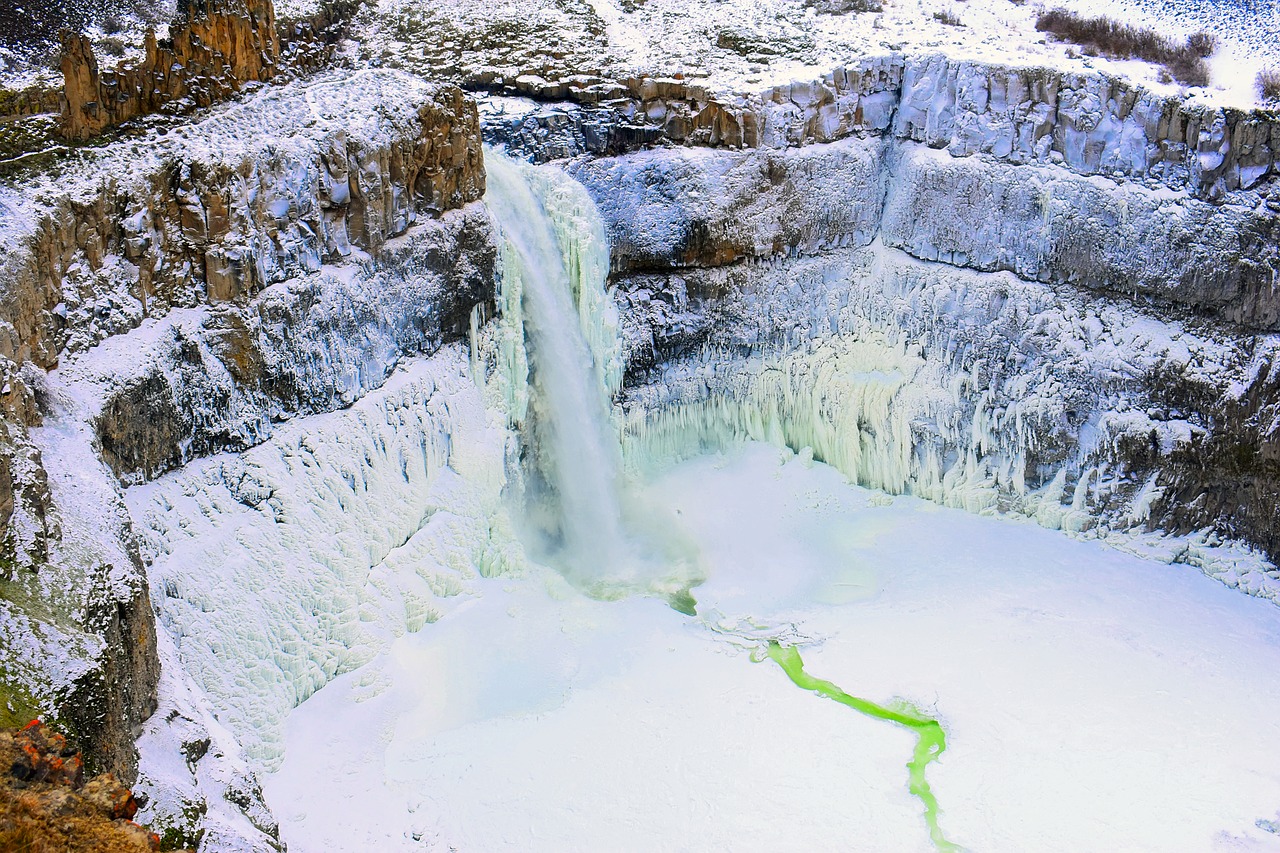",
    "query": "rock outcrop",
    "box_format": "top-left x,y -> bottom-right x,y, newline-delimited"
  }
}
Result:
0,67 -> 488,805
486,56 -> 1280,201
0,721 -> 160,852
558,109 -> 1280,573
2,69 -> 485,371
60,0 -> 279,141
